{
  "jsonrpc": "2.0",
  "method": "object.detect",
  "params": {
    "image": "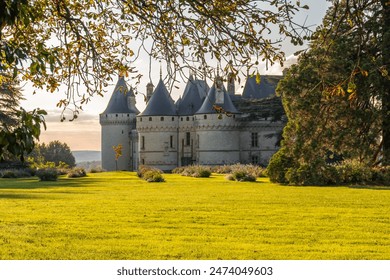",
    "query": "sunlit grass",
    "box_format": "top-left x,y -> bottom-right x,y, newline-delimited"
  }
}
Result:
0,172 -> 389,260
